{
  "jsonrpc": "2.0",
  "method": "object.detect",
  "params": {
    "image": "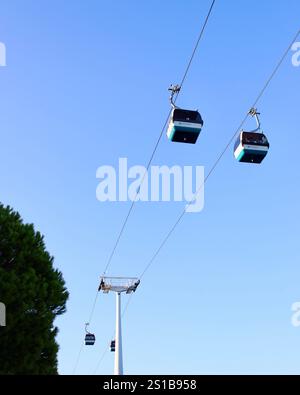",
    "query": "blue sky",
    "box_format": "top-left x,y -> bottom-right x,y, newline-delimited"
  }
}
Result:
0,0 -> 300,374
